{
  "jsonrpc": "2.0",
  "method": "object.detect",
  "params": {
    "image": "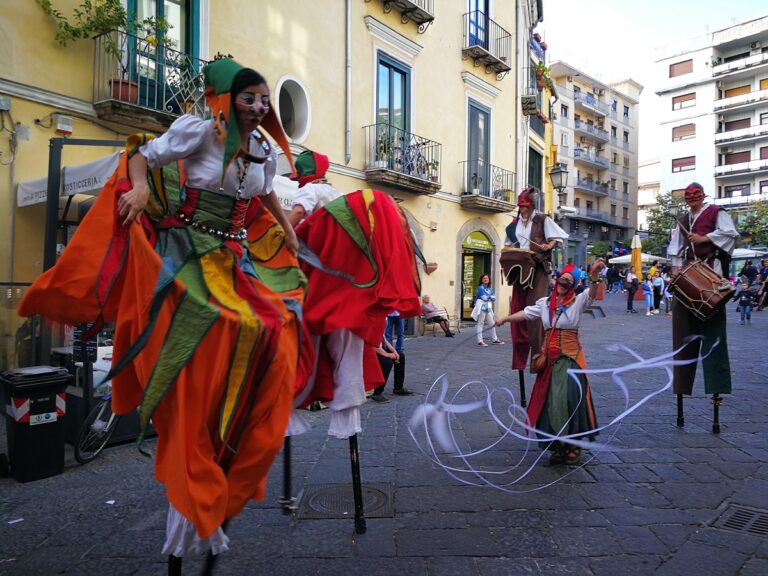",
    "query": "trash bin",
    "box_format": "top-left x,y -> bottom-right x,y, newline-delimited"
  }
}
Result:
1,366 -> 71,483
